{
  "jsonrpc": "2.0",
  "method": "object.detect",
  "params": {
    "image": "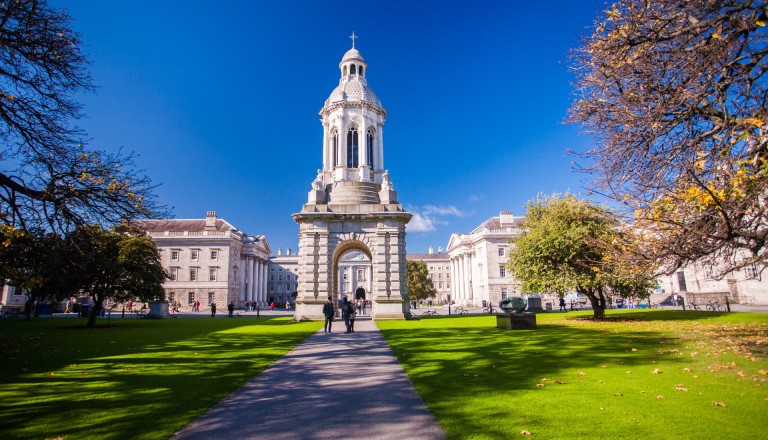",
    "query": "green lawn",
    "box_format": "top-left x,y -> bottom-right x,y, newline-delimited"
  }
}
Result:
0,317 -> 322,440
377,310 -> 768,440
